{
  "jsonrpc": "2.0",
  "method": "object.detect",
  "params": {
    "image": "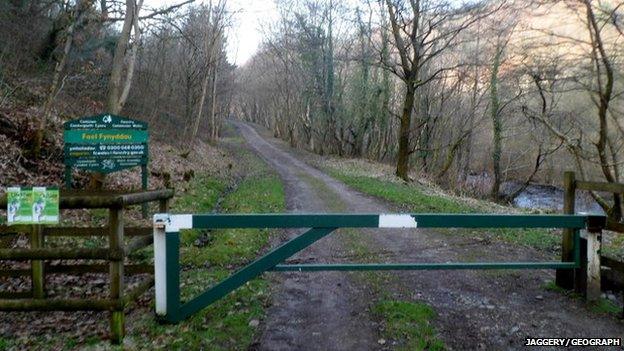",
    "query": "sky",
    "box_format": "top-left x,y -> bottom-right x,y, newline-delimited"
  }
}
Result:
142,0 -> 479,66
225,0 -> 279,65
143,0 -> 279,66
